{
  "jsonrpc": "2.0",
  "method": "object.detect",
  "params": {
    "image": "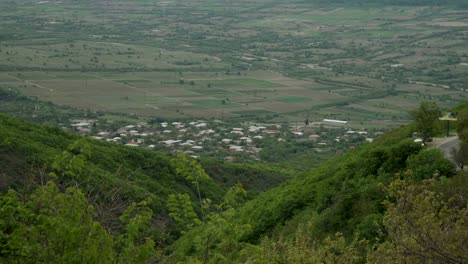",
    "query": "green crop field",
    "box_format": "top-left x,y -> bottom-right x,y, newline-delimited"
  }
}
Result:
0,0 -> 467,127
